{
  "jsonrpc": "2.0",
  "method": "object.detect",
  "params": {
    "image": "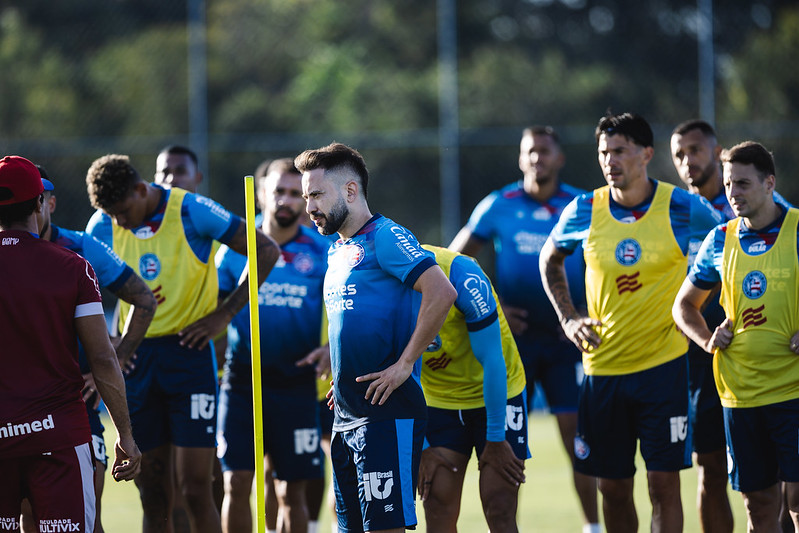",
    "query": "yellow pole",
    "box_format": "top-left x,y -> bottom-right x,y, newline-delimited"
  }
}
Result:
244,175 -> 266,533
